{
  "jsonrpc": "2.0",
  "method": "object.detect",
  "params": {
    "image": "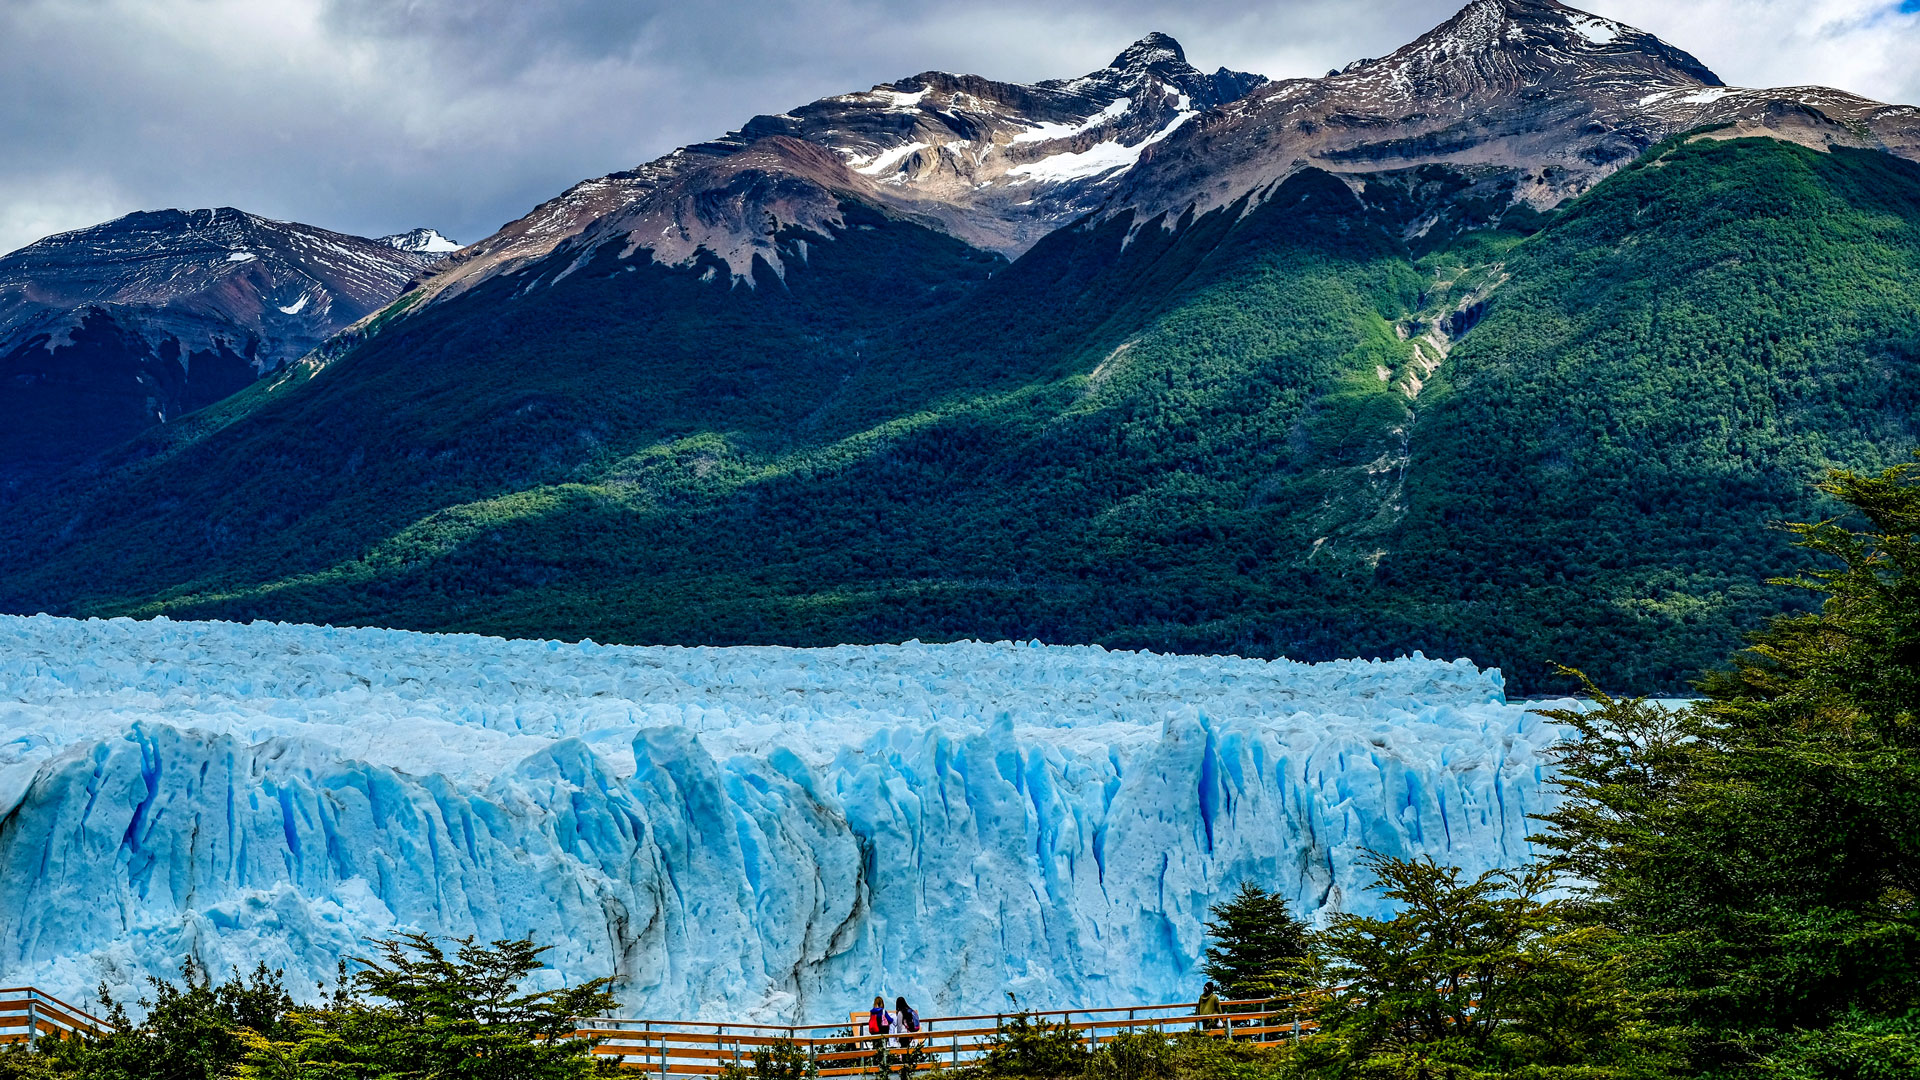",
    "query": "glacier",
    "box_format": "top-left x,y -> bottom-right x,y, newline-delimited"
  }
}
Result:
0,614 -> 1569,1022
